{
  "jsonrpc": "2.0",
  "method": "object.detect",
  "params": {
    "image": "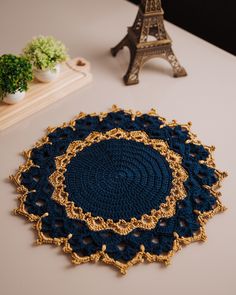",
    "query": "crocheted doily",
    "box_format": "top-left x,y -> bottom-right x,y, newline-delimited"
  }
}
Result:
11,105 -> 227,274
